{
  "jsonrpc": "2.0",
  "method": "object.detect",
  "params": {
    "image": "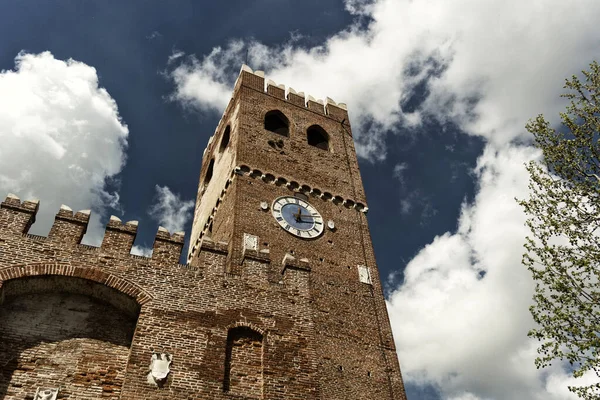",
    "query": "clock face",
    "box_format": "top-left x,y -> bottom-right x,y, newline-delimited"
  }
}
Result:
272,196 -> 324,239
